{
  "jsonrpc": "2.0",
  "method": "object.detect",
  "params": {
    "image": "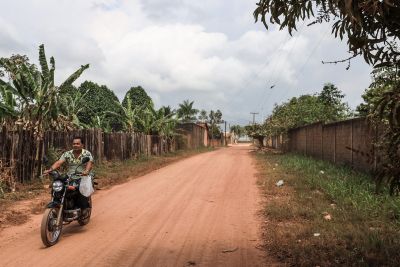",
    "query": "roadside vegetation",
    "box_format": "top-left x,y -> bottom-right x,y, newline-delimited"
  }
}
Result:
0,45 -> 225,194
255,150 -> 400,266
251,1 -> 400,193
245,83 -> 351,146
